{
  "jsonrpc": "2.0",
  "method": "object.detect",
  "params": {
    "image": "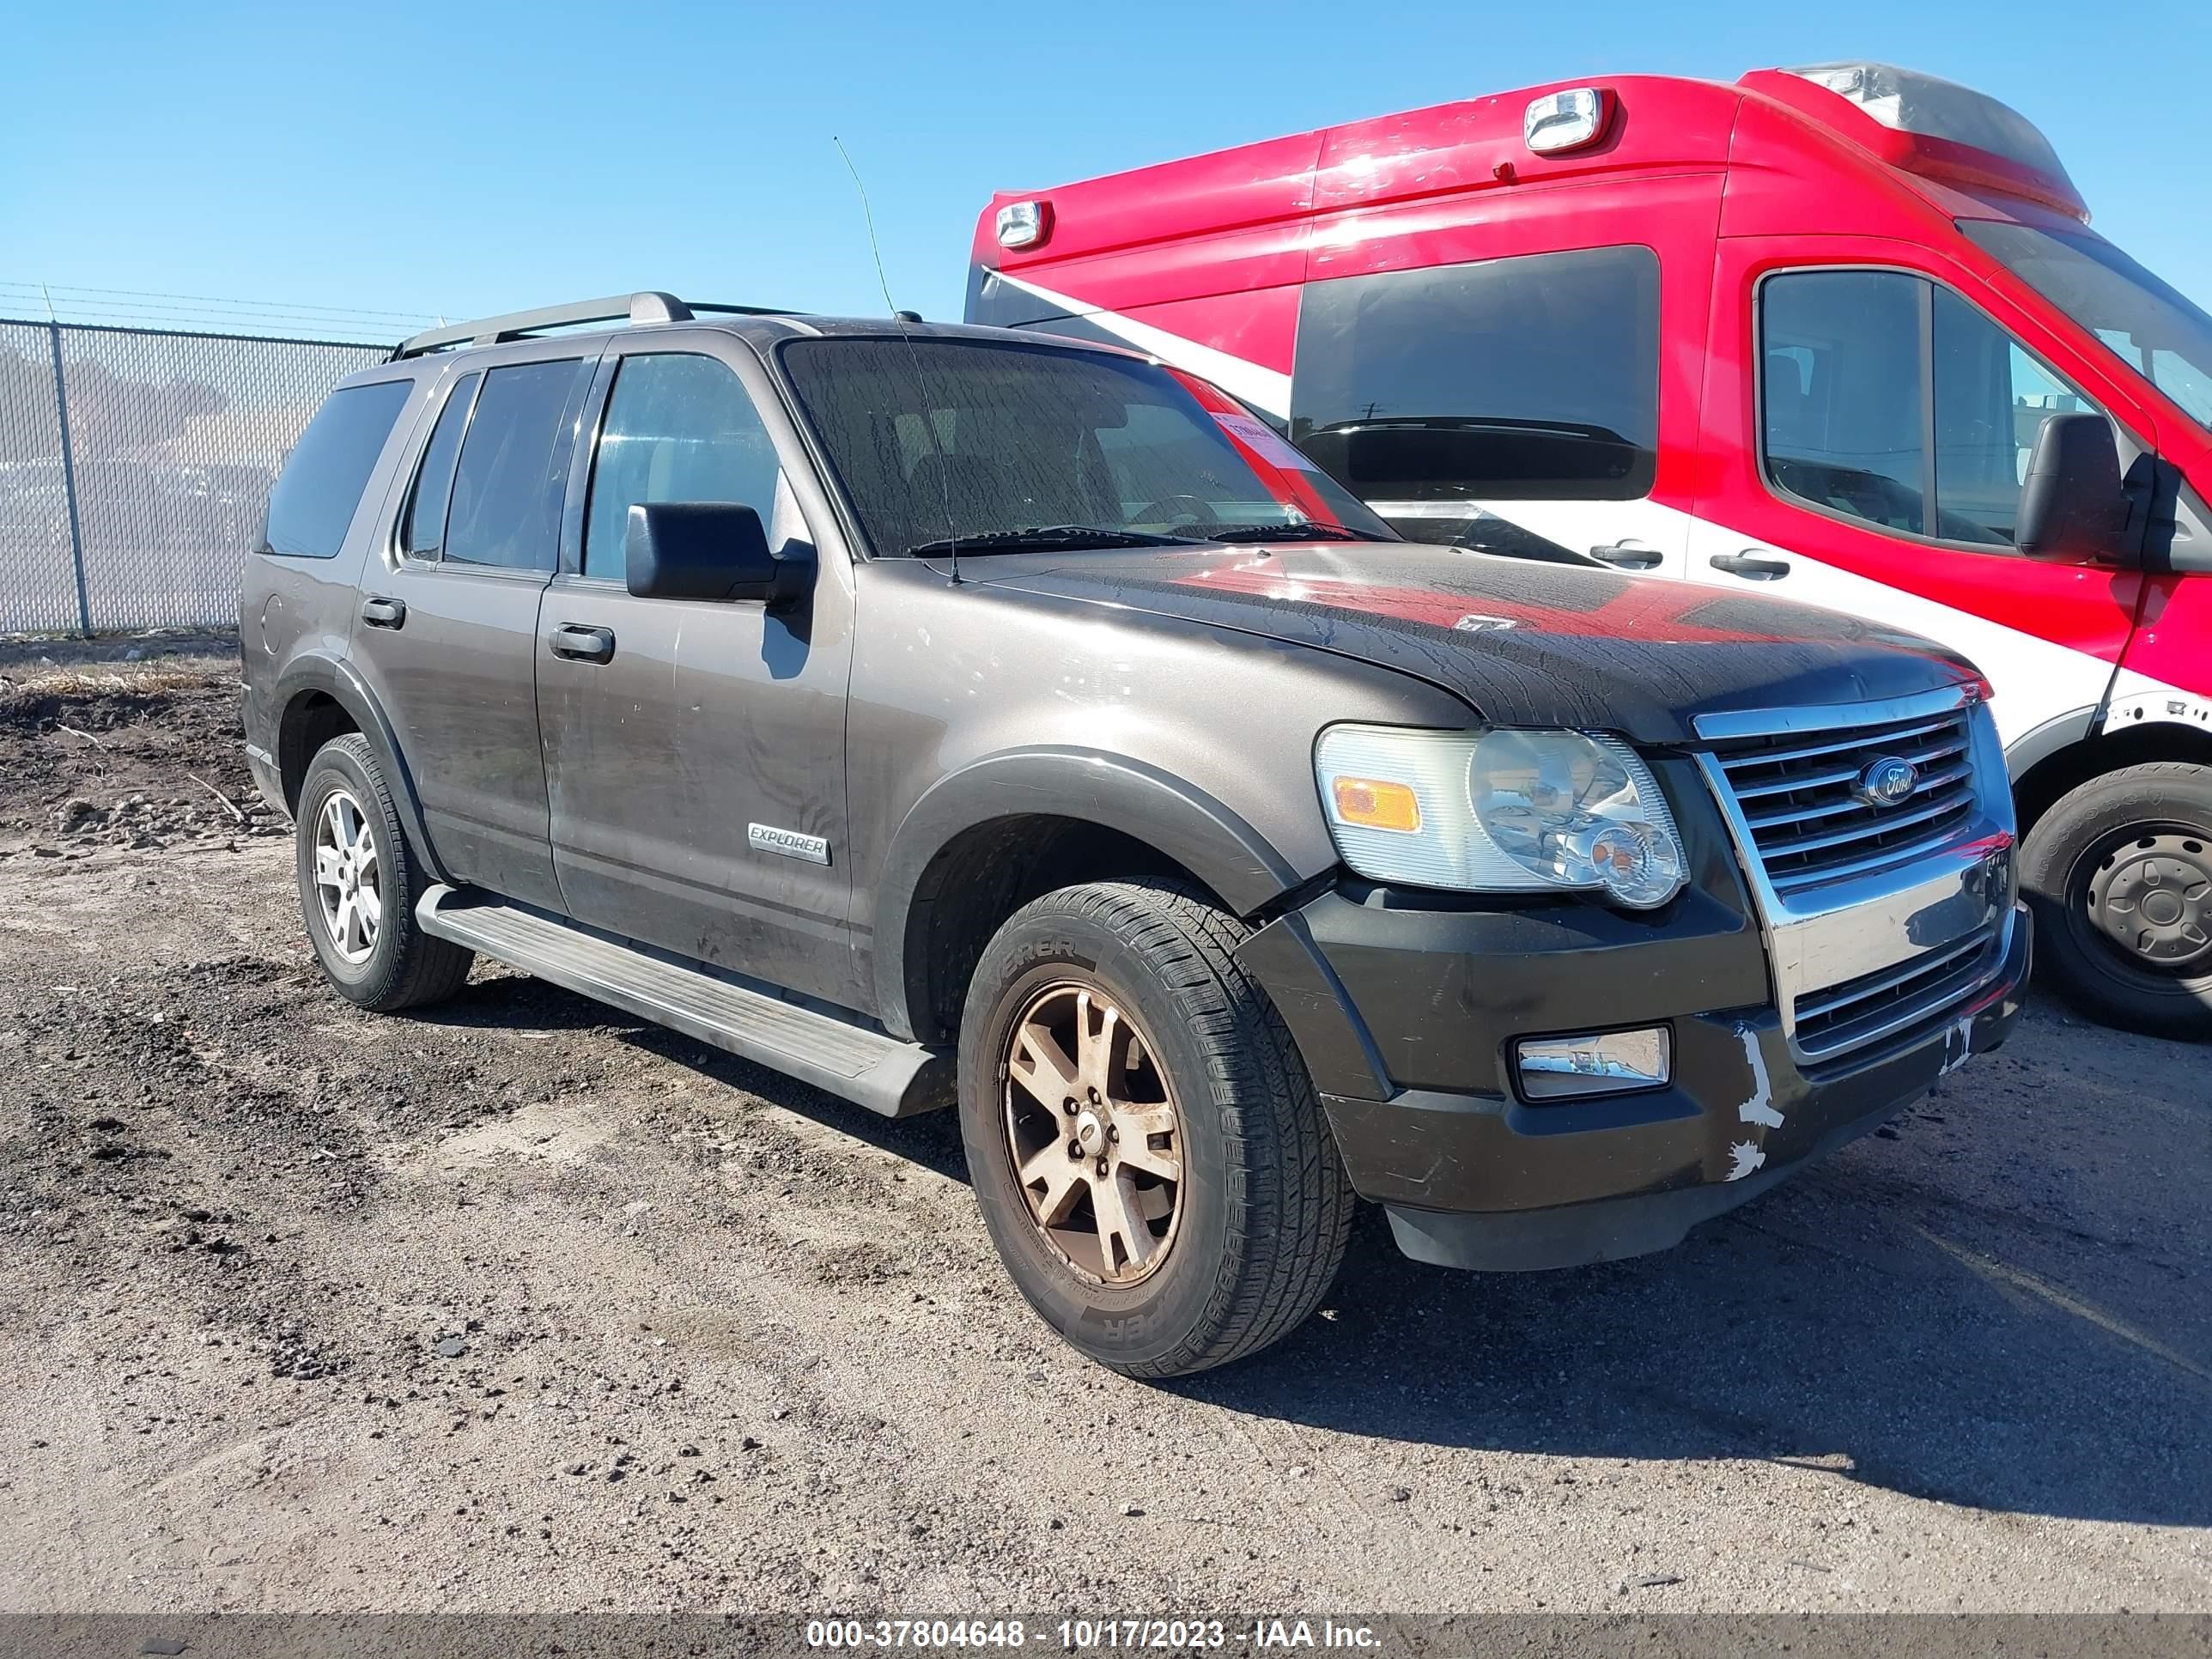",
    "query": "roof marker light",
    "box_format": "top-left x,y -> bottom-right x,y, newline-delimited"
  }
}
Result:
994,200 -> 1049,250
1524,88 -> 1609,155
